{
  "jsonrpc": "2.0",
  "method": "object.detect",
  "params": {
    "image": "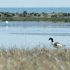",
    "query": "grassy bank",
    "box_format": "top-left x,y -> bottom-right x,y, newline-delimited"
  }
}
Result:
0,11 -> 70,22
0,47 -> 70,70
0,17 -> 70,22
